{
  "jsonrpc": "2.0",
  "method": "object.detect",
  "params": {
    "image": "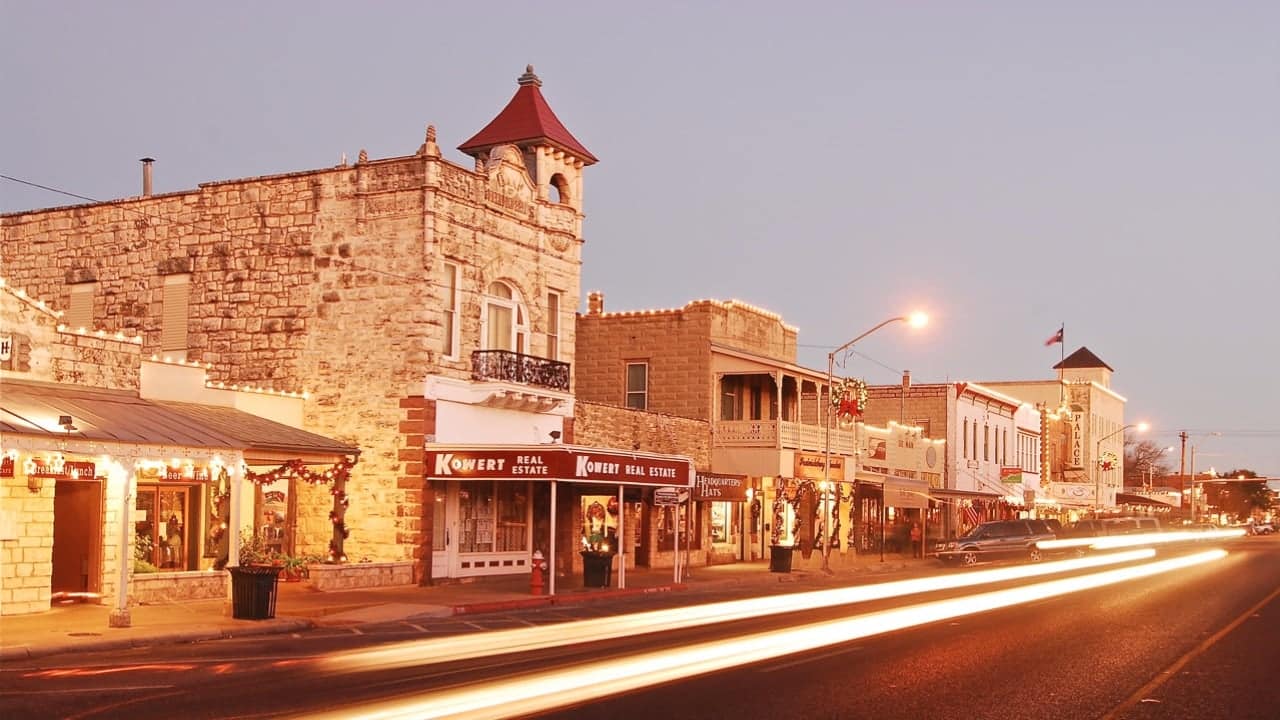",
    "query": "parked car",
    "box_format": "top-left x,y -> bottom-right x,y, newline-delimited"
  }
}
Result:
938,520 -> 1058,566
1060,516 -> 1163,538
1250,522 -> 1275,535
